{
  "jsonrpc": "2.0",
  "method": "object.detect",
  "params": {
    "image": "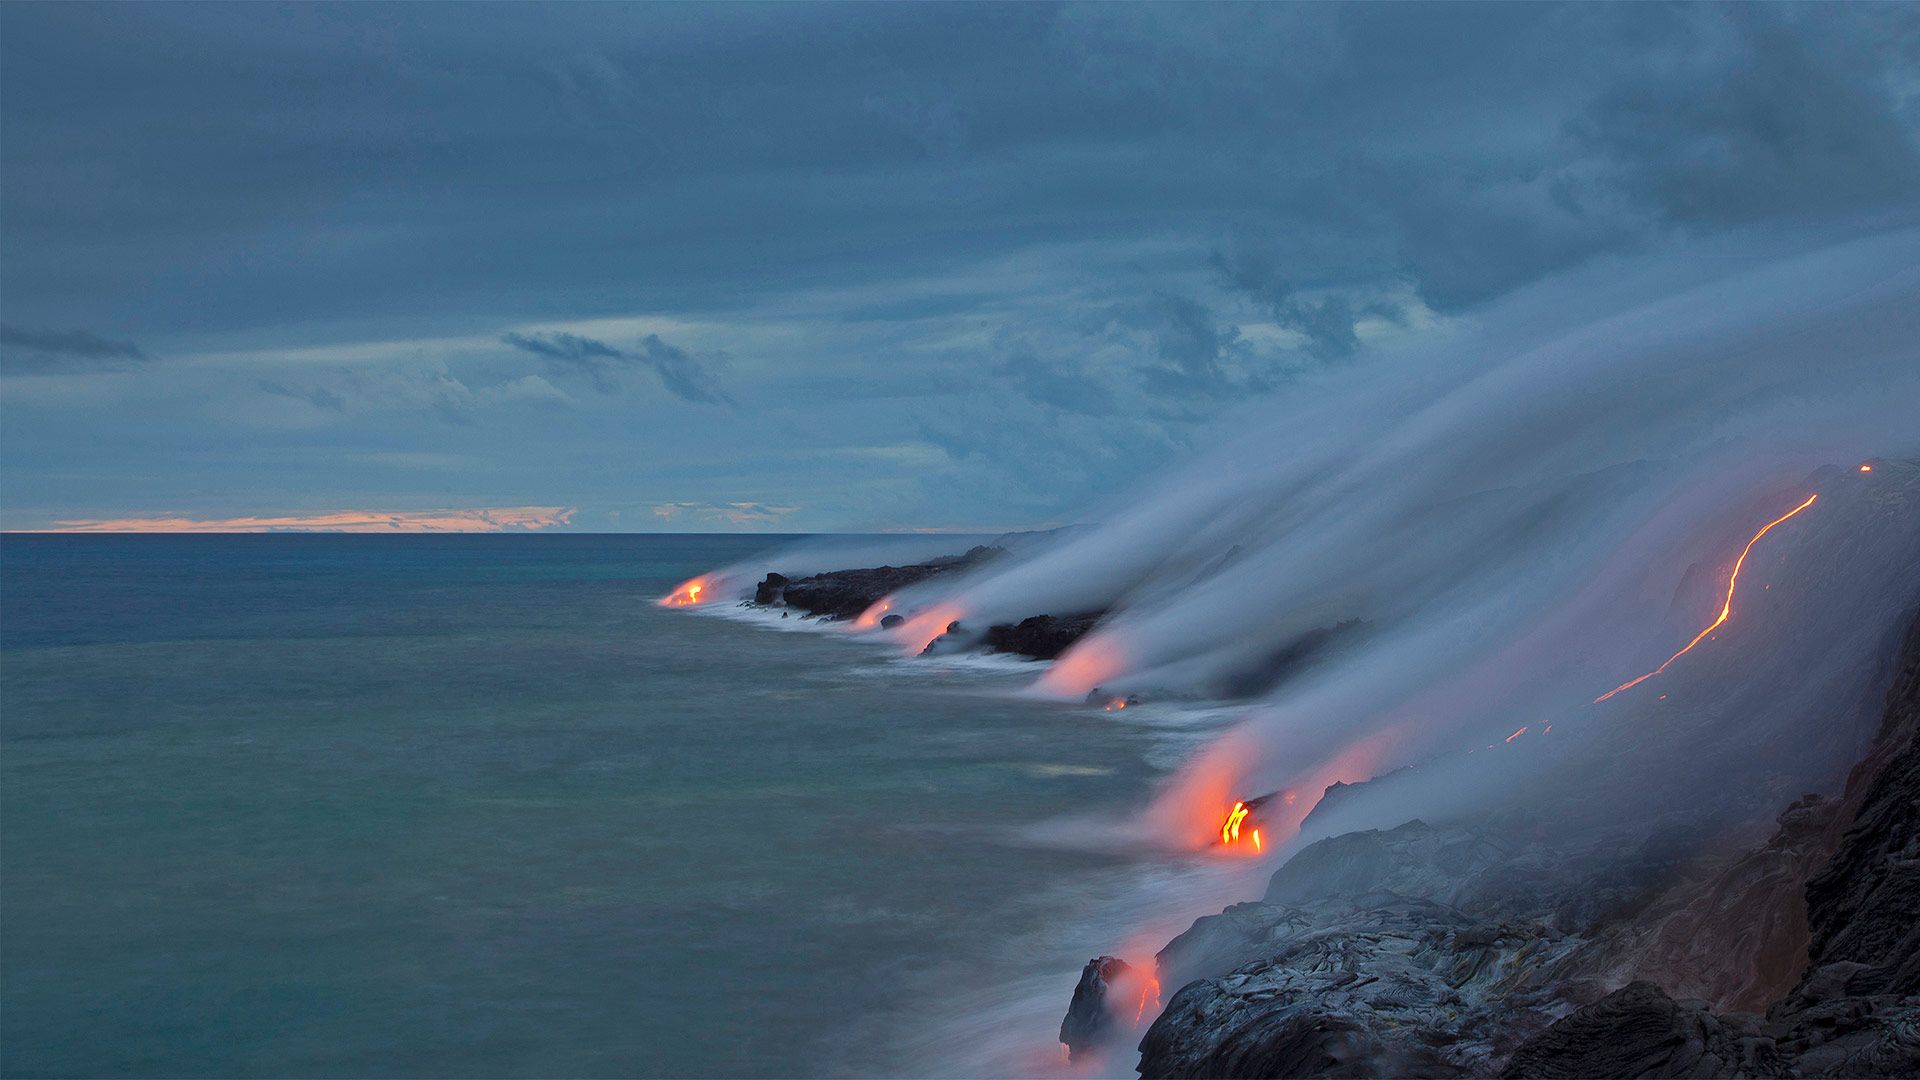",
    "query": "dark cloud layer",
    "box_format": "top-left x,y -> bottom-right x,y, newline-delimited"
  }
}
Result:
0,324 -> 147,373
501,330 -> 730,404
1,3 -> 1915,529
